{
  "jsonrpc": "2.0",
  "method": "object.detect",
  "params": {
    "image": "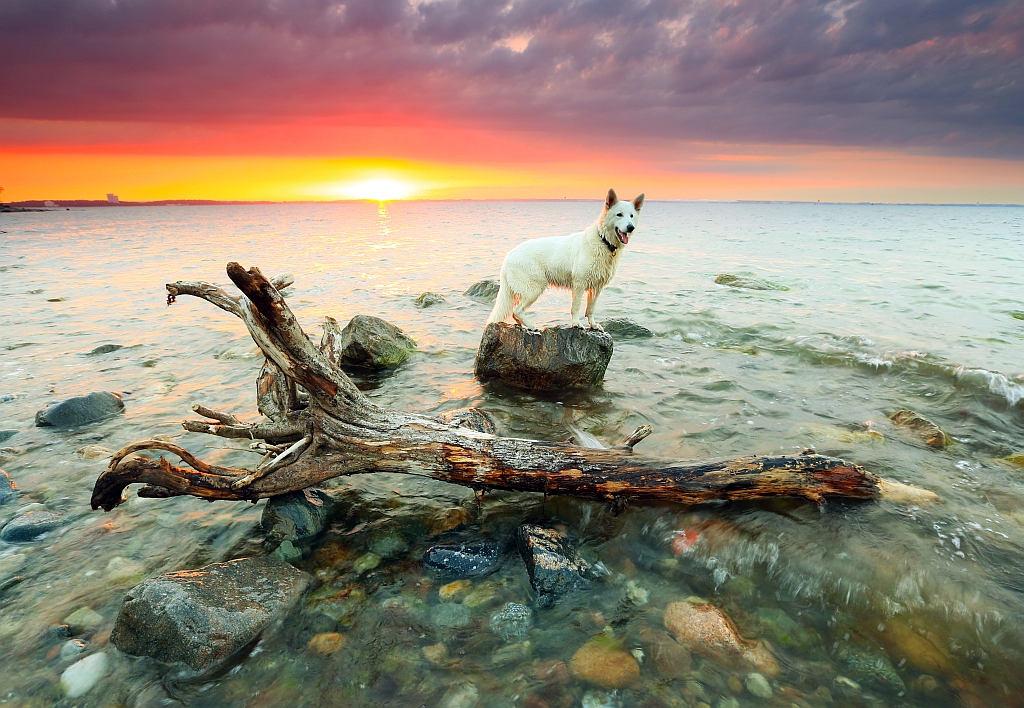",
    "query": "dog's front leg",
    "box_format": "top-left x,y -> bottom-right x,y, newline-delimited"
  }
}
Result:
586,287 -> 604,330
571,288 -> 587,327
